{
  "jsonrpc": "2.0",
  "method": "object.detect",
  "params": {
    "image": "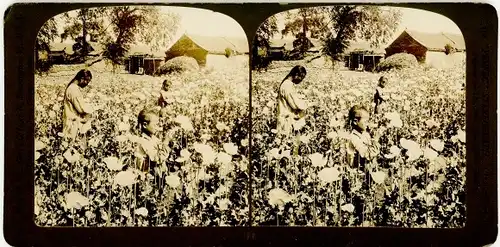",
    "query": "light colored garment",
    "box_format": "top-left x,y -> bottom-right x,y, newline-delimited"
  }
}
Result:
375,86 -> 385,101
277,79 -> 307,136
62,83 -> 92,140
158,90 -> 170,107
374,86 -> 387,113
135,133 -> 161,172
346,129 -> 379,167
